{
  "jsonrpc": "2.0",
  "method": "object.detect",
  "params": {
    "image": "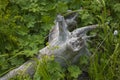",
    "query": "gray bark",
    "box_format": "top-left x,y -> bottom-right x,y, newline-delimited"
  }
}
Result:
0,14 -> 98,80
